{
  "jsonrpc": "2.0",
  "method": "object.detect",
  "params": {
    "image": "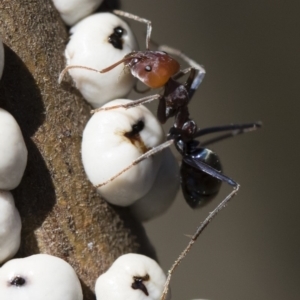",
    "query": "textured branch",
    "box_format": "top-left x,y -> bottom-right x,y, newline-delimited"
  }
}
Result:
0,1 -> 154,299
